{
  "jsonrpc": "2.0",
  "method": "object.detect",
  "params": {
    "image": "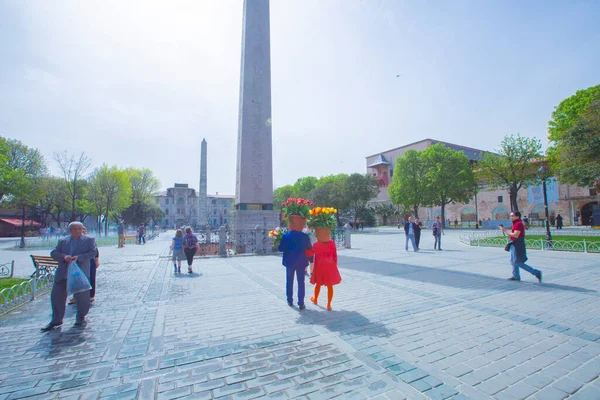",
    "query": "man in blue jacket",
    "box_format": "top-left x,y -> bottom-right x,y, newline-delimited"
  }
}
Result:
278,229 -> 312,310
